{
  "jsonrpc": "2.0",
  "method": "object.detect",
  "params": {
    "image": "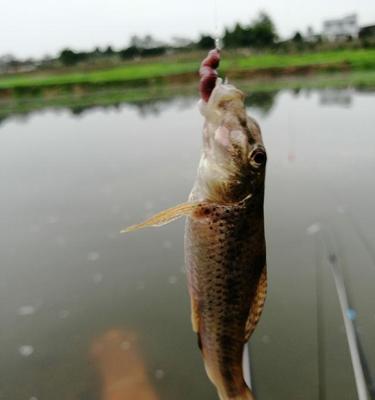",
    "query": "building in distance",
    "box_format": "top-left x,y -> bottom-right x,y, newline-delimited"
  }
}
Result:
323,14 -> 359,41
